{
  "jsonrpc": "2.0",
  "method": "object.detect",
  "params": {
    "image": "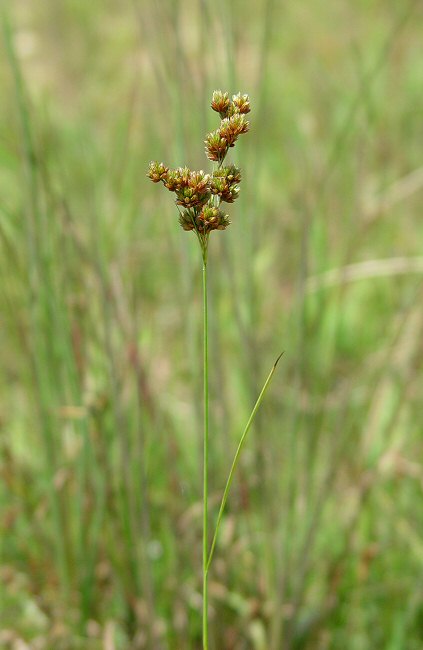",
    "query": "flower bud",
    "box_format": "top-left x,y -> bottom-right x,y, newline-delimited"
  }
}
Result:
196,206 -> 231,233
205,129 -> 229,162
163,170 -> 180,192
147,161 -> 169,183
210,167 -> 241,203
232,92 -> 251,114
219,114 -> 249,148
174,170 -> 211,208
211,90 -> 231,118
